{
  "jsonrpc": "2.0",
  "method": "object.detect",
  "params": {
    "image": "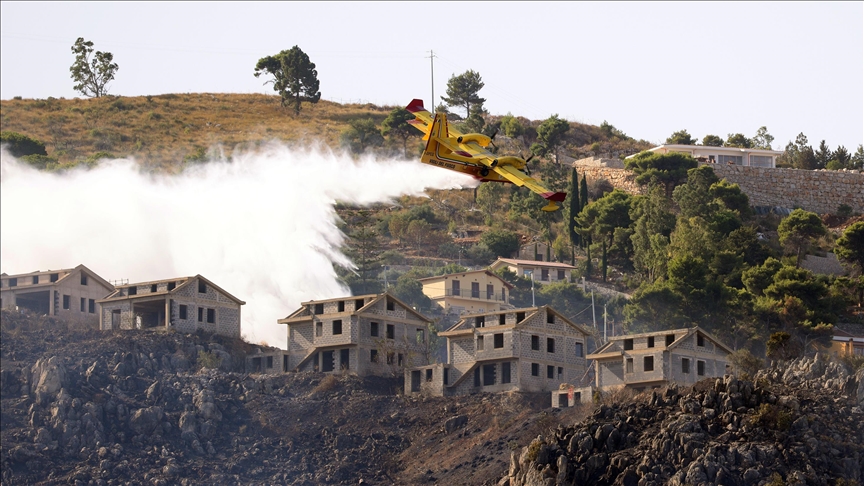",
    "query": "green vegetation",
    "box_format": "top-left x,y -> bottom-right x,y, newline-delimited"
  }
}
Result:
70,37 -> 119,98
254,45 -> 321,115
